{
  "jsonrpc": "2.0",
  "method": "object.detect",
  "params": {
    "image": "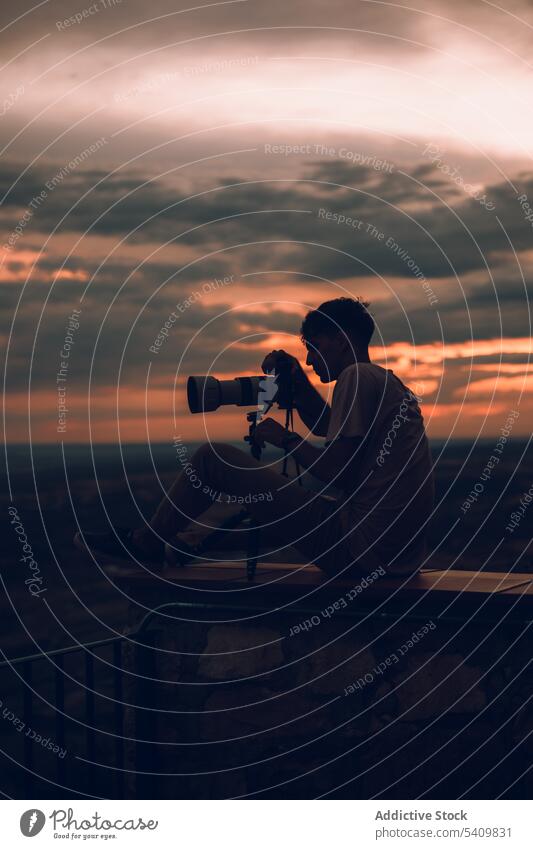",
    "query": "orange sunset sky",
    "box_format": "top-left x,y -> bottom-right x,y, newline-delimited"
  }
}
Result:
1,0 -> 532,443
